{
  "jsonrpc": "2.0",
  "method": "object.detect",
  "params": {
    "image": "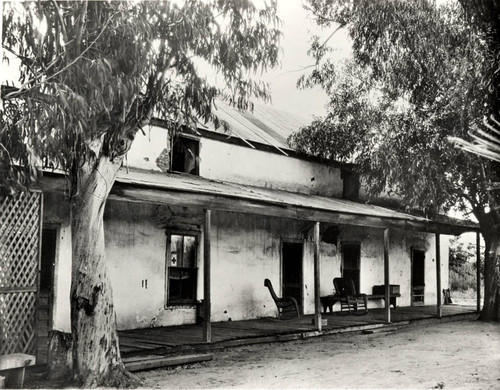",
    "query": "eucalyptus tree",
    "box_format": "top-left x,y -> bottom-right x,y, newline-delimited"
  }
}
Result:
289,0 -> 499,320
1,0 -> 280,386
